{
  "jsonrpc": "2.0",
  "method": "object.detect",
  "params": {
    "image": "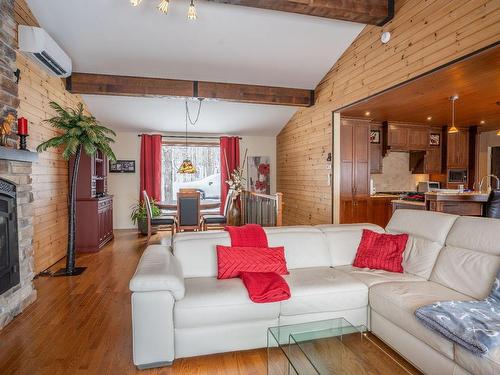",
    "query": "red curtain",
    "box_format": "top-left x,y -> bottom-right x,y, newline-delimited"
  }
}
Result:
220,136 -> 240,214
140,134 -> 162,202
